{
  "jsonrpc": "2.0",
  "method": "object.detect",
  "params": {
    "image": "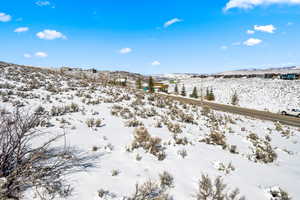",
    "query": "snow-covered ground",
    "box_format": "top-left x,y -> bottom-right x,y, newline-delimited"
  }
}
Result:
1,64 -> 300,200
171,77 -> 300,113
